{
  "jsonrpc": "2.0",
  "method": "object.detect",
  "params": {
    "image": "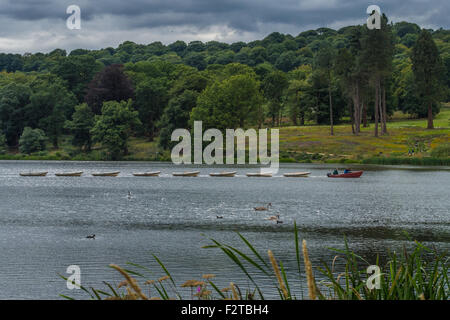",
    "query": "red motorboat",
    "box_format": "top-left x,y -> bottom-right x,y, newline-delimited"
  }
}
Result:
327,170 -> 363,178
